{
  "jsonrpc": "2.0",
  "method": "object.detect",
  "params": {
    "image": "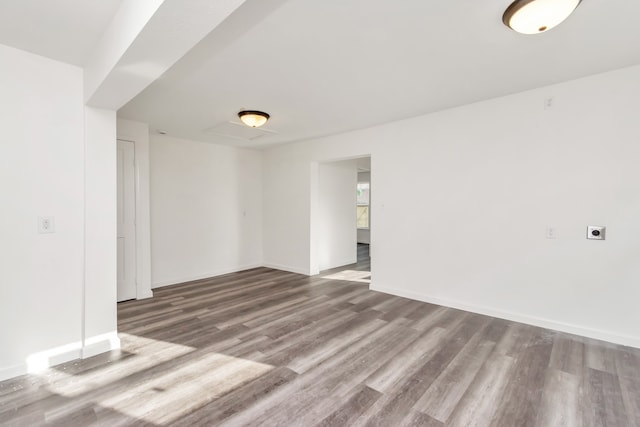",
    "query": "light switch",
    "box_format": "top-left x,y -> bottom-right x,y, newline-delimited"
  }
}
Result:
546,226 -> 557,239
38,216 -> 55,234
